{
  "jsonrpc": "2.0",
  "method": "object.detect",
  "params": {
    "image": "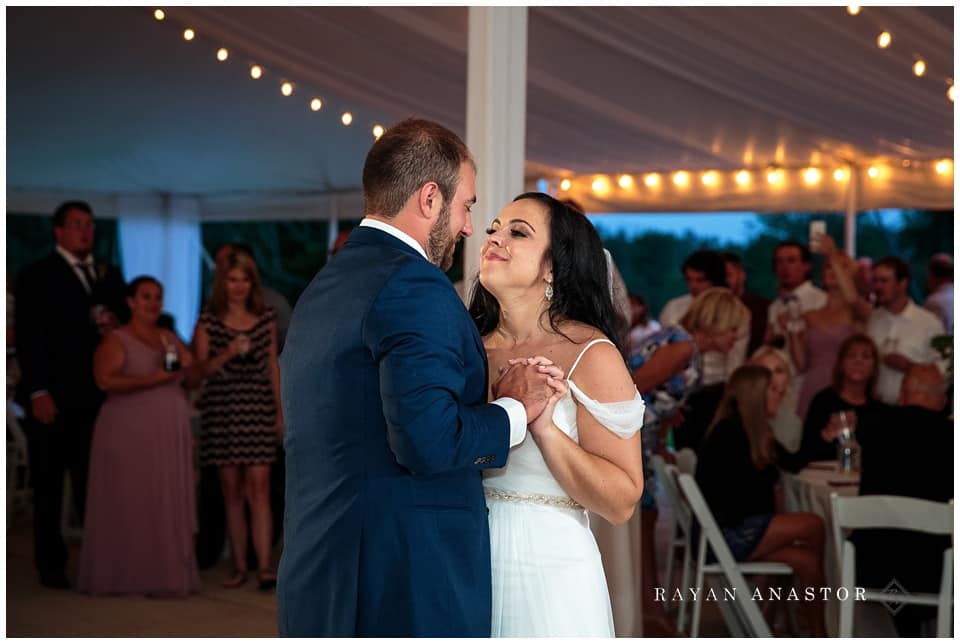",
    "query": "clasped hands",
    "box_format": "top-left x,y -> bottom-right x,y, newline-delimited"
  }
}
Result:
492,356 -> 567,438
